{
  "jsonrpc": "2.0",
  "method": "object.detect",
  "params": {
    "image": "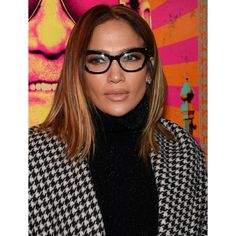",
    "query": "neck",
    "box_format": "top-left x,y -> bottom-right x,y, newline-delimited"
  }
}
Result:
91,95 -> 149,134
